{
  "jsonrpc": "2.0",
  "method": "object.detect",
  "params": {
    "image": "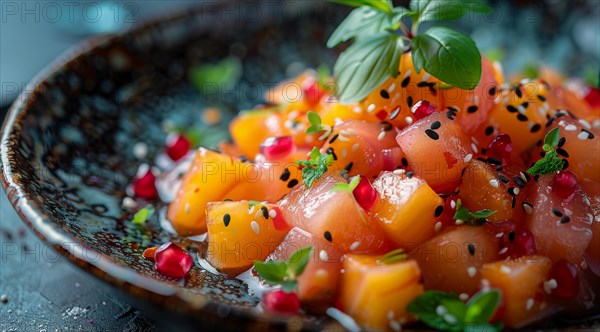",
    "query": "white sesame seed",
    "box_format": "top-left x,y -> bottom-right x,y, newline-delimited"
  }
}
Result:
526,298 -> 534,311
544,279 -> 558,294
269,209 -> 277,218
455,219 -> 464,225
133,142 -> 148,159
579,119 -> 591,129
512,187 -> 520,195
523,203 -> 533,215
319,250 -> 329,262
389,320 -> 401,332
250,221 -> 260,235
122,197 -> 136,210
353,106 -> 362,114
339,129 -> 350,137
338,135 -> 350,142
422,73 -> 431,81
347,129 -> 357,135
248,206 -> 255,214
350,241 -> 360,251
463,153 -> 473,163
471,143 -> 478,153
489,179 -> 500,188
500,265 -> 511,274
474,95 -> 480,106
459,293 -> 469,301
517,105 -> 527,114
497,232 -> 505,238
341,149 -> 348,158
405,116 -> 413,125
255,209 -> 264,220
377,131 -> 386,141
185,203 -> 190,214
481,278 -> 490,289
498,247 -> 508,255
436,305 -> 447,316
388,83 -> 396,93
403,70 -> 412,79
352,143 -> 360,153
520,172 -> 528,181
450,200 -> 456,209
367,104 -> 376,113
393,169 -> 406,175
564,208 -> 572,216
467,266 -> 477,277
564,124 -> 577,131
577,131 -> 589,140
434,221 -> 442,232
